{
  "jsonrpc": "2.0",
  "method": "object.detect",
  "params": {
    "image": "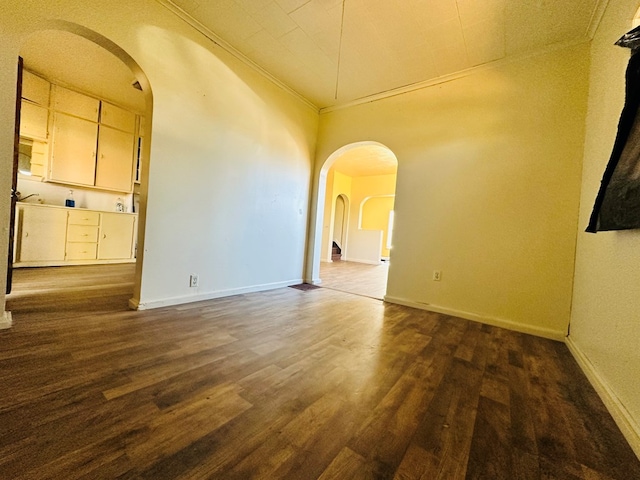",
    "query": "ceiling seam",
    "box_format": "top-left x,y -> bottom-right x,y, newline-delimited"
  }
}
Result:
154,0 -> 319,112
319,37 -> 591,114
586,0 -> 612,39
